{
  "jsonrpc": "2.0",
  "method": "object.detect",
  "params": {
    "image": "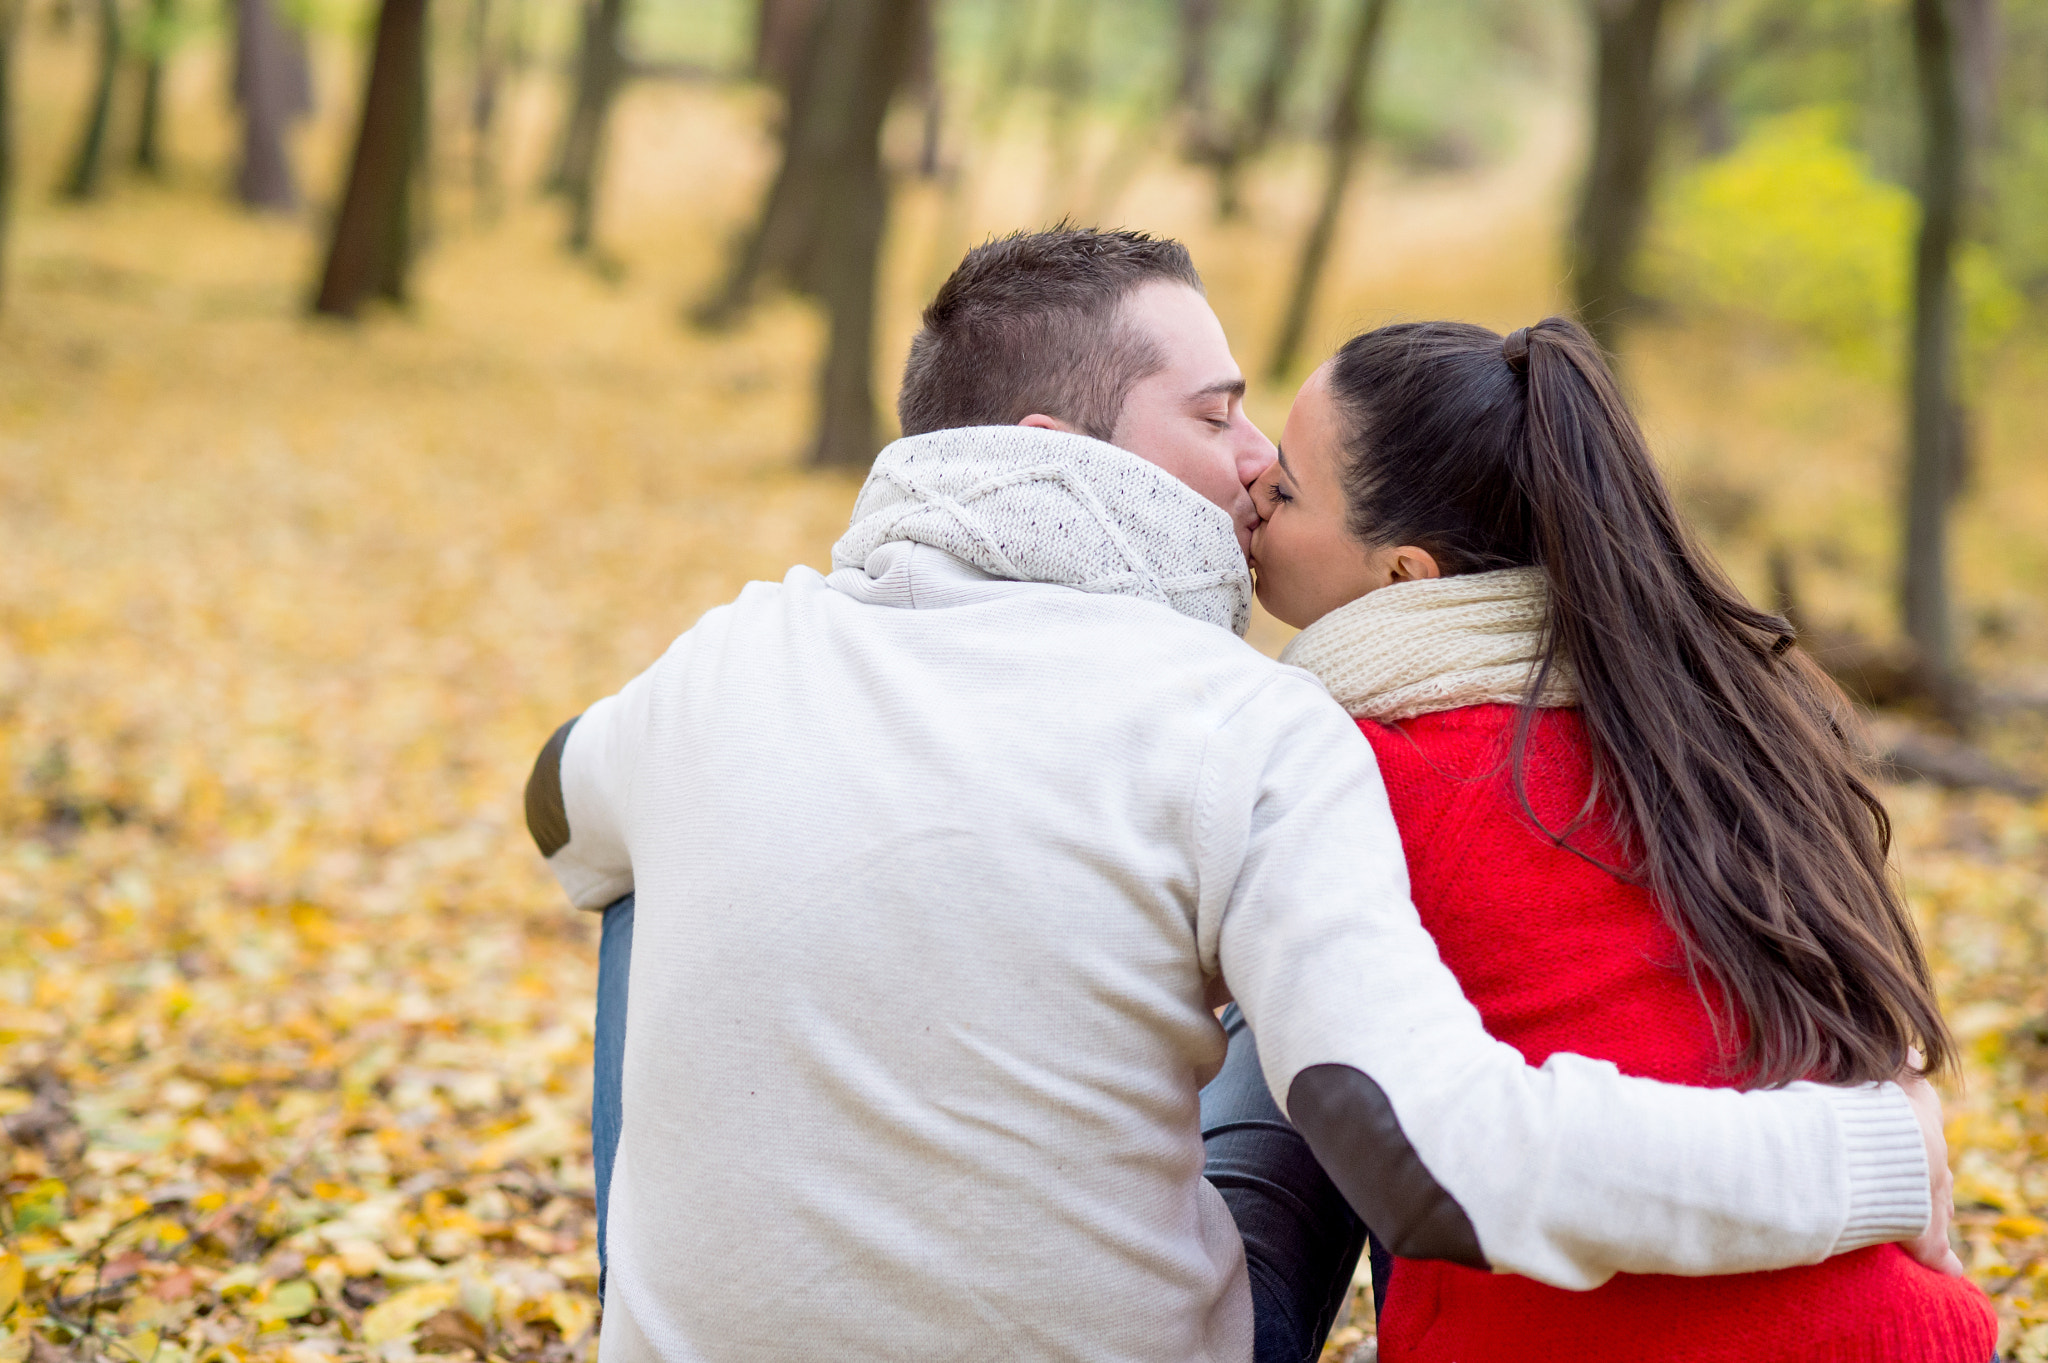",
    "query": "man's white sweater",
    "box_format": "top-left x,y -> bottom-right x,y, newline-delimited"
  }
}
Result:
537,427 -> 1930,1363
